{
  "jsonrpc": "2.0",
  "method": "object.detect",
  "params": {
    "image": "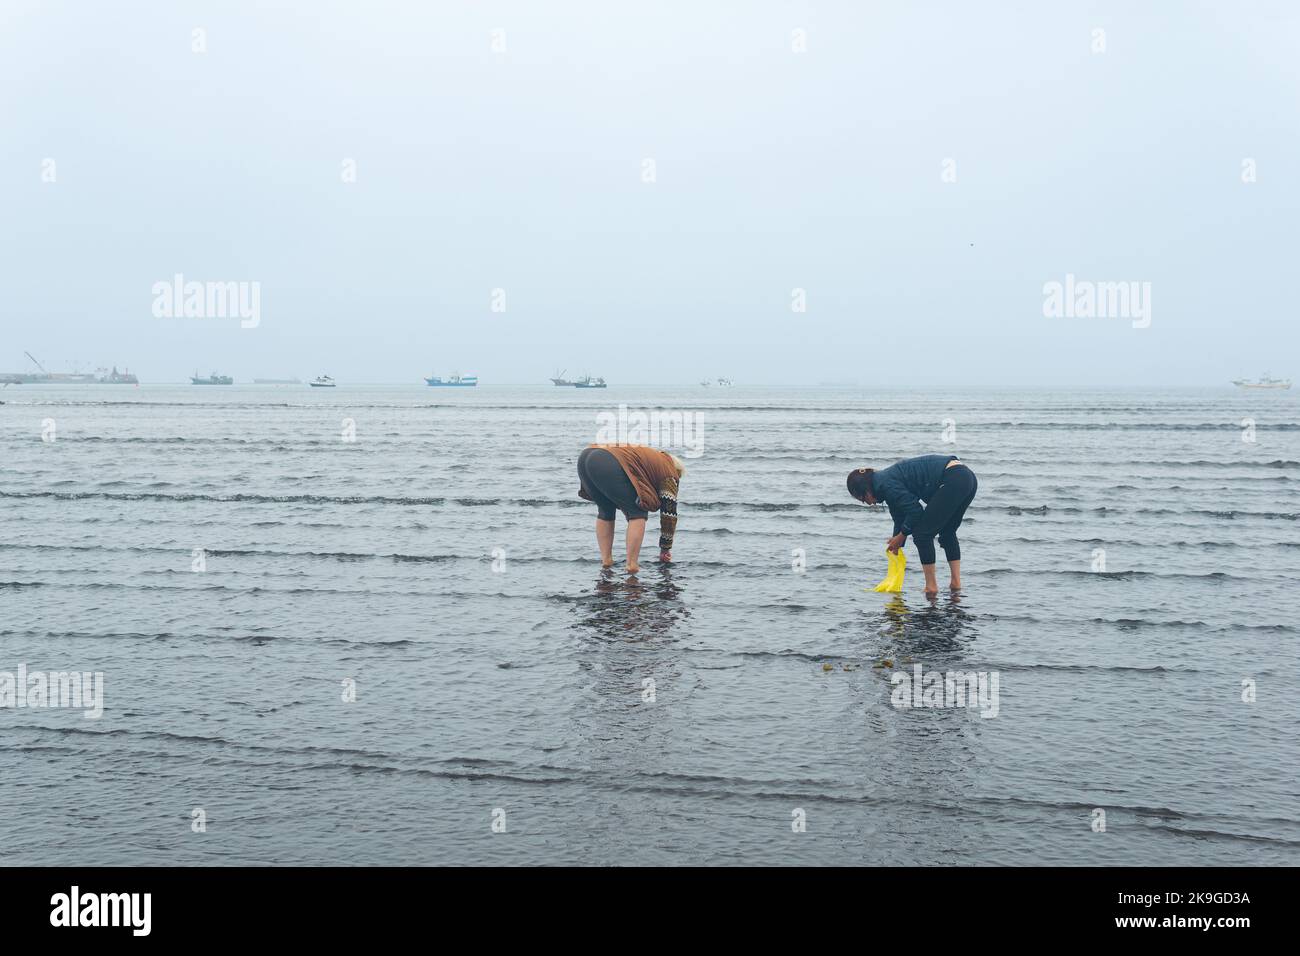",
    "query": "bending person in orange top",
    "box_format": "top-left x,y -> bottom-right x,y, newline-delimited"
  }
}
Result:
577,444 -> 685,573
